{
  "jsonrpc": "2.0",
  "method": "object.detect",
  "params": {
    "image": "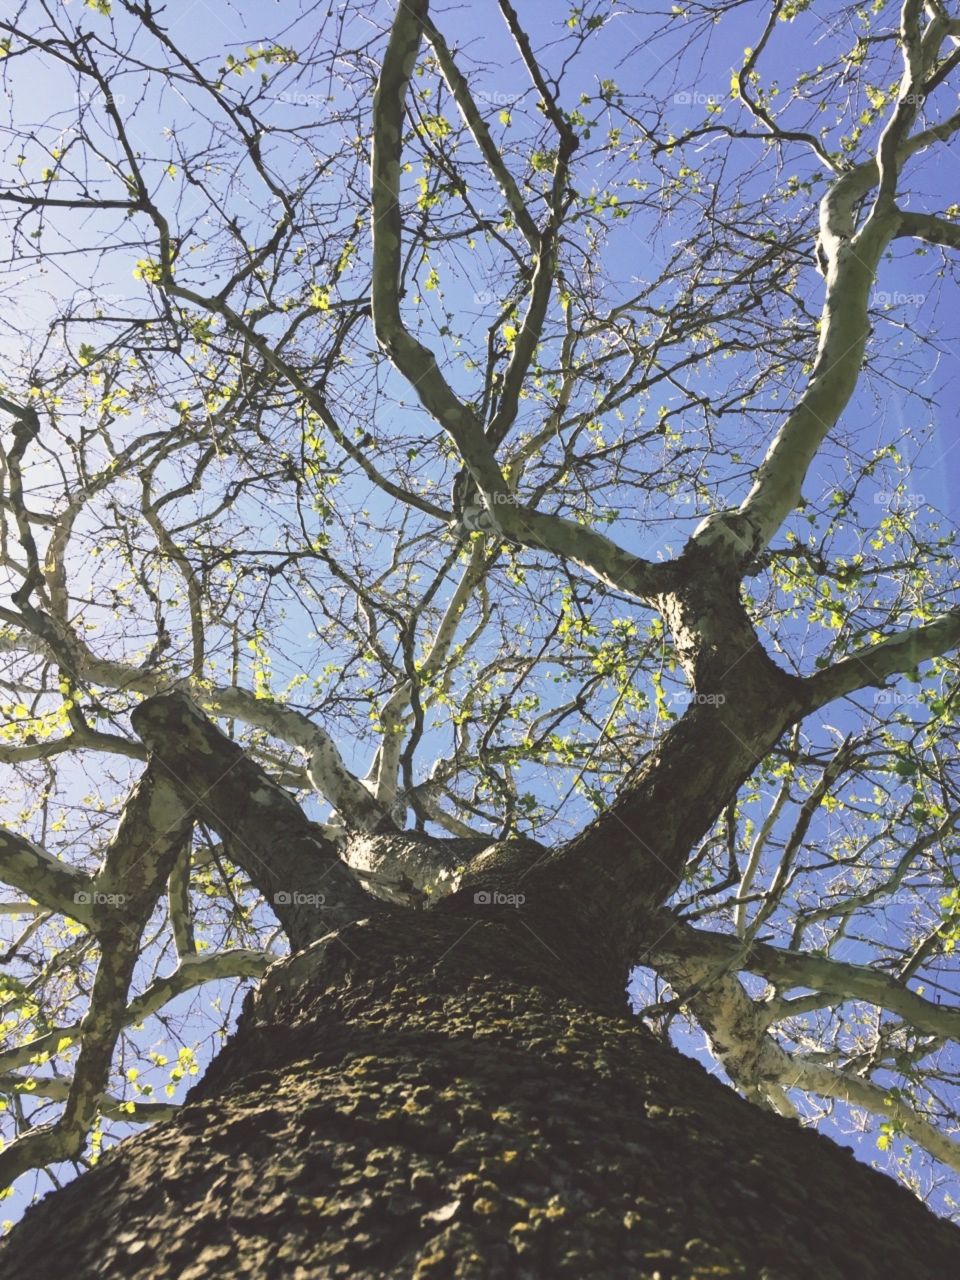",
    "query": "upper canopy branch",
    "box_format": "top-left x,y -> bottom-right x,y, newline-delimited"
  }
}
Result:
370,0 -> 666,601
698,4 -> 958,561
804,610 -> 960,710
650,913 -> 960,1044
